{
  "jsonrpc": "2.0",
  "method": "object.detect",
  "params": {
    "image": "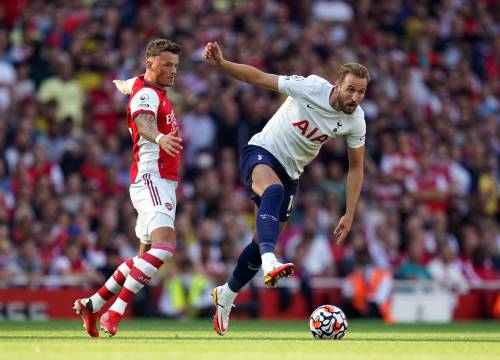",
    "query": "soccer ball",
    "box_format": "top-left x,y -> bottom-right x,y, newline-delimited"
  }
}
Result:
309,305 -> 348,340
